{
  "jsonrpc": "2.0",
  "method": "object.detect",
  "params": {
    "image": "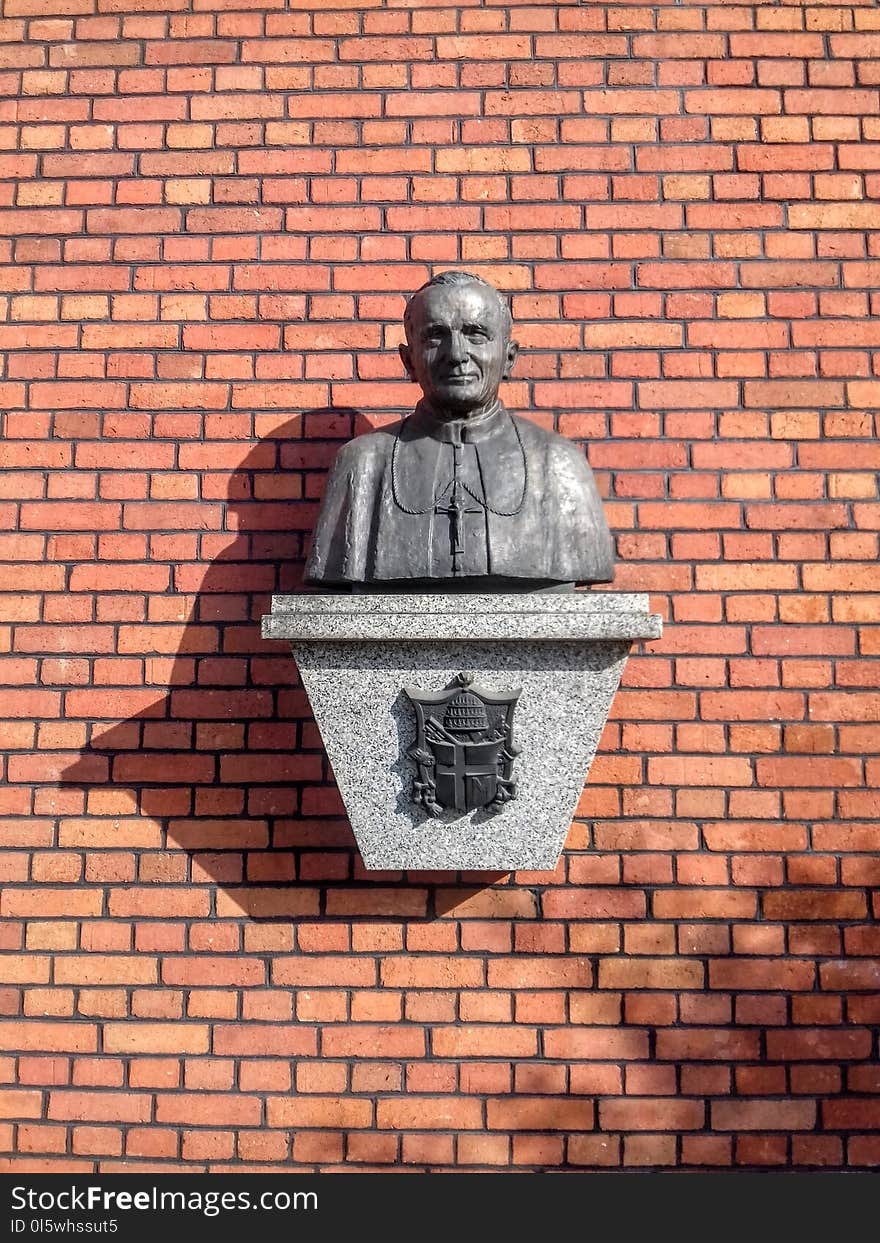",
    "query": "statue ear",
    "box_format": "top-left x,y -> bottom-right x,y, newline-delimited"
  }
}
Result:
503,339 -> 519,379
399,342 -> 415,381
